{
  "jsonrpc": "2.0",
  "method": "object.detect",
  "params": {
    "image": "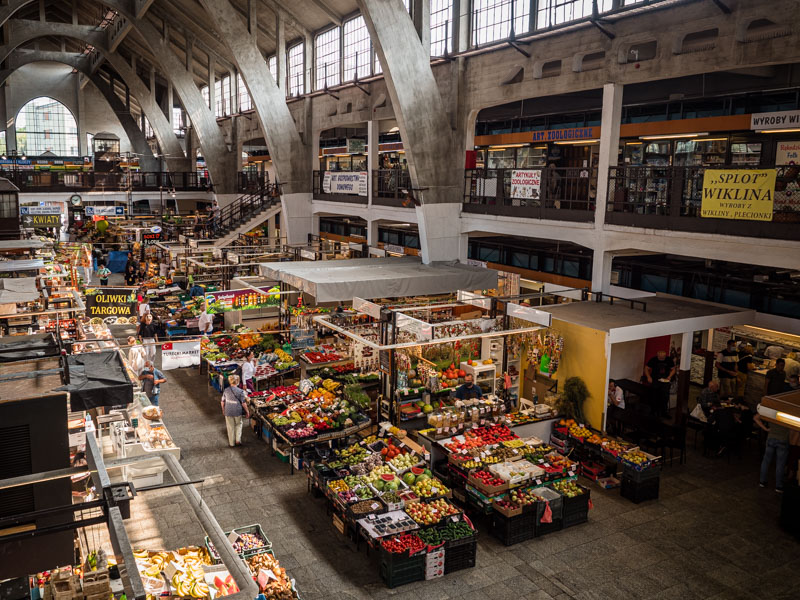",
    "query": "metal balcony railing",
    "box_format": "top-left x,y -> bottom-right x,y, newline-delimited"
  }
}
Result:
606,165 -> 800,240
462,167 -> 595,222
